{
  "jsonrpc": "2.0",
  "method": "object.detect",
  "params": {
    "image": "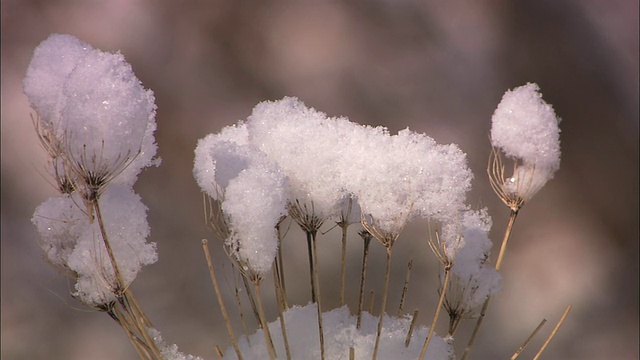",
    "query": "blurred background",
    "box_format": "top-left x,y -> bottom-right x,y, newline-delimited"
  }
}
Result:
2,0 -> 638,359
